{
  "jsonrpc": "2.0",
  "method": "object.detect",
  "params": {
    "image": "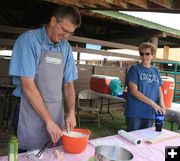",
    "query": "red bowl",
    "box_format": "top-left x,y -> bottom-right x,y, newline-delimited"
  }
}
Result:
61,128 -> 91,154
